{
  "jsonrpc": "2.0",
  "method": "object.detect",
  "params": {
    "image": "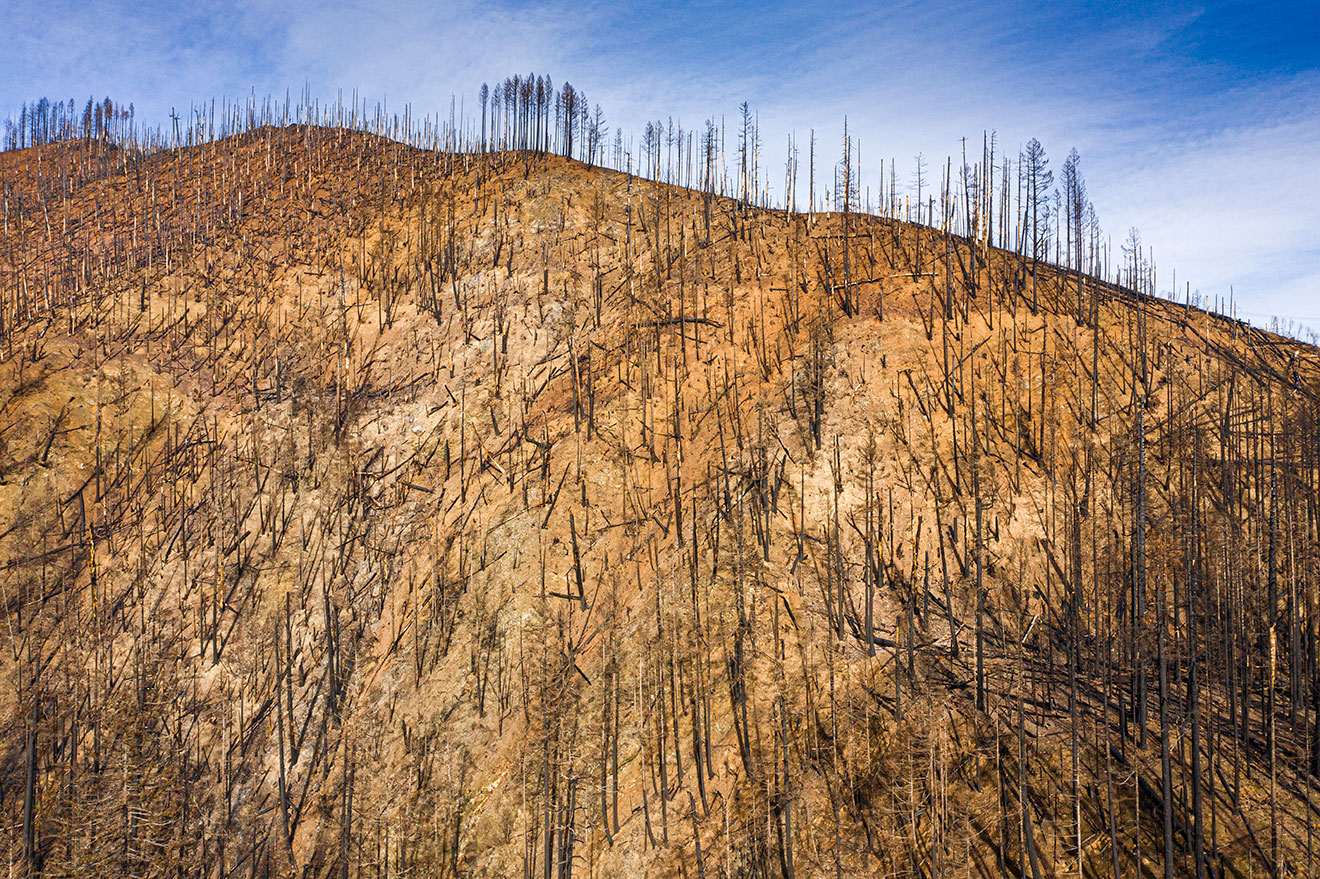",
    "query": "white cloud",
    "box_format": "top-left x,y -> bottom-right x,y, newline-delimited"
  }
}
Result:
2,0 -> 1314,328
